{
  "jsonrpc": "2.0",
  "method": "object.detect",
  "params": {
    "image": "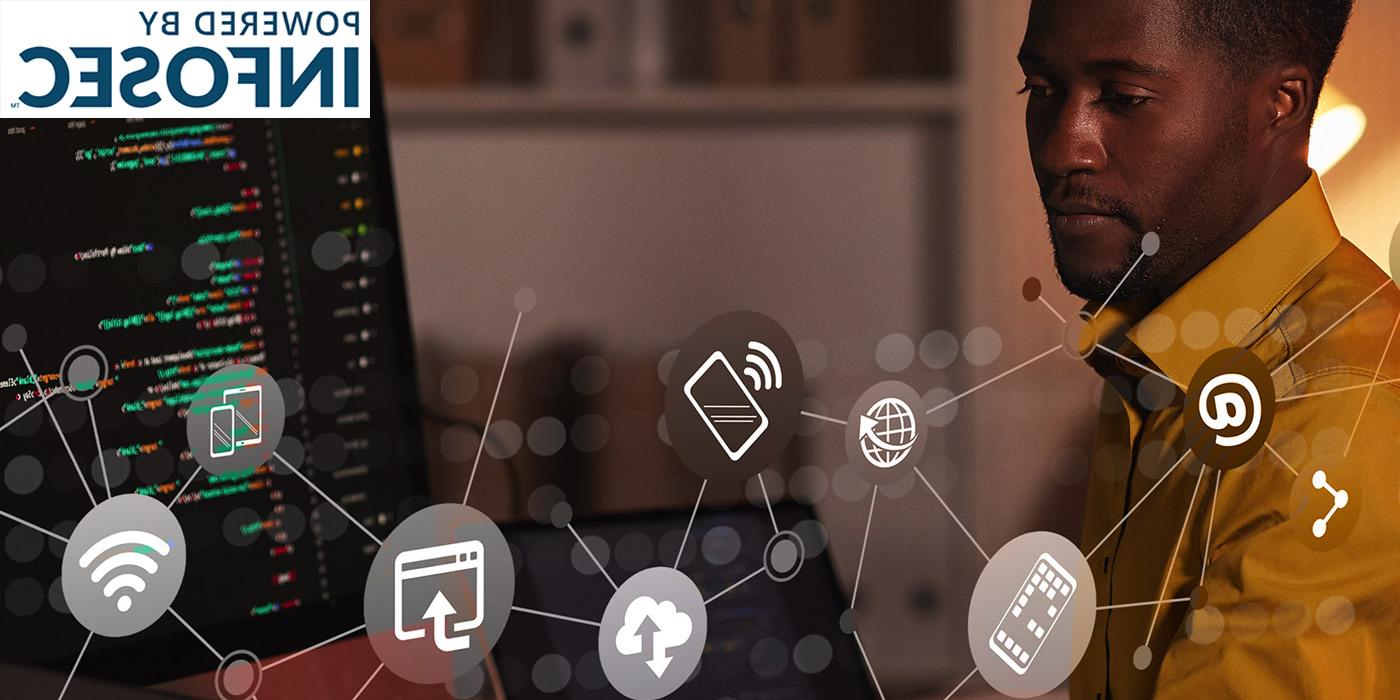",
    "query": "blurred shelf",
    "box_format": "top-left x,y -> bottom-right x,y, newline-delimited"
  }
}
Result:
385,82 -> 965,127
